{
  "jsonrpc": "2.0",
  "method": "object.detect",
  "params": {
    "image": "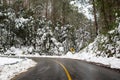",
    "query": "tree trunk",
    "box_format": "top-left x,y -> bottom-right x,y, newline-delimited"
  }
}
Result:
62,1 -> 66,25
92,0 -> 98,35
3,0 -> 7,6
51,0 -> 56,25
45,1 -> 48,19
101,0 -> 109,30
0,26 -> 2,45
